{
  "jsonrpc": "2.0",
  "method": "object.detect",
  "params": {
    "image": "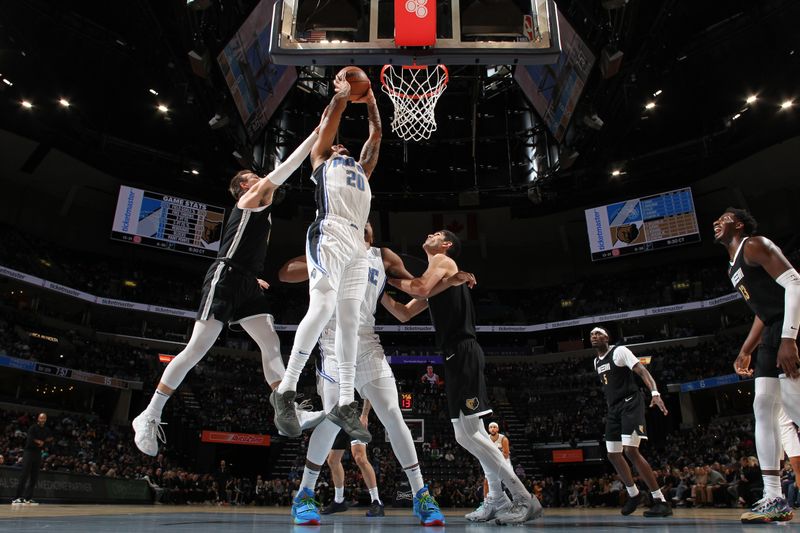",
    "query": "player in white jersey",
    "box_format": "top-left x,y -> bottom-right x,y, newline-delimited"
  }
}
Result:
273,73 -> 382,443
278,222 -> 475,526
